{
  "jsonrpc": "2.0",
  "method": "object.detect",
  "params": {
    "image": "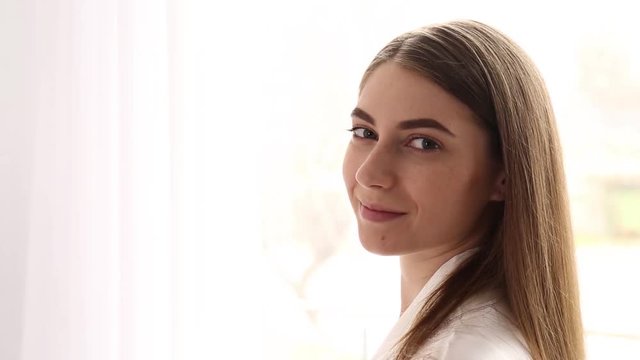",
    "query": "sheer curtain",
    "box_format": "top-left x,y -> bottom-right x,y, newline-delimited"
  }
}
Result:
3,0 -> 175,359
1,0 -> 264,359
